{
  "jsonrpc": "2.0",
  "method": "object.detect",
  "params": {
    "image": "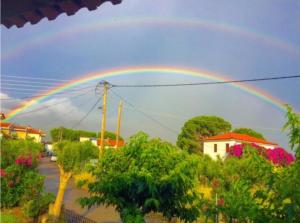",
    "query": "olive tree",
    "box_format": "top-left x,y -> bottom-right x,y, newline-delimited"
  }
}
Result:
50,141 -> 98,217
80,132 -> 202,223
